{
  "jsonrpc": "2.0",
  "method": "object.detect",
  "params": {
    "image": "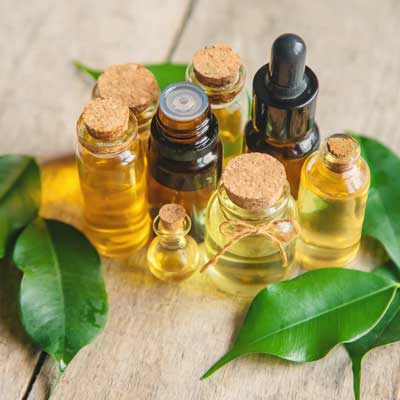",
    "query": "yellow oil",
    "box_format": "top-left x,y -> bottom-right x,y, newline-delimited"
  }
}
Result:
77,140 -> 150,258
213,106 -> 244,168
147,236 -> 200,282
297,152 -> 370,268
